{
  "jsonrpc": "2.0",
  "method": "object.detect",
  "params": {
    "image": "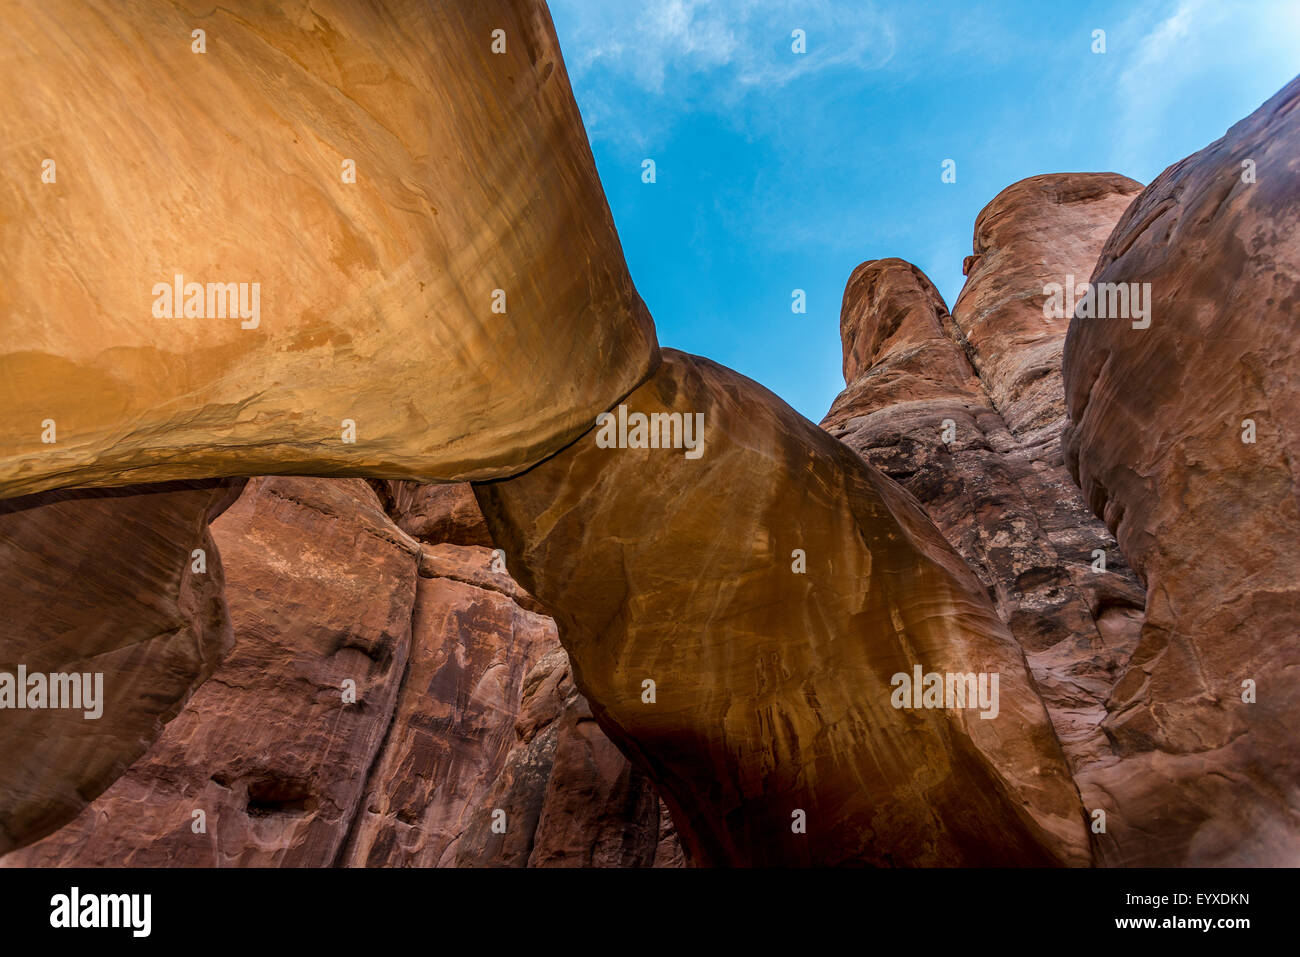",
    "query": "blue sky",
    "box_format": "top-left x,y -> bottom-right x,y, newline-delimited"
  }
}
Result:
547,0 -> 1300,421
